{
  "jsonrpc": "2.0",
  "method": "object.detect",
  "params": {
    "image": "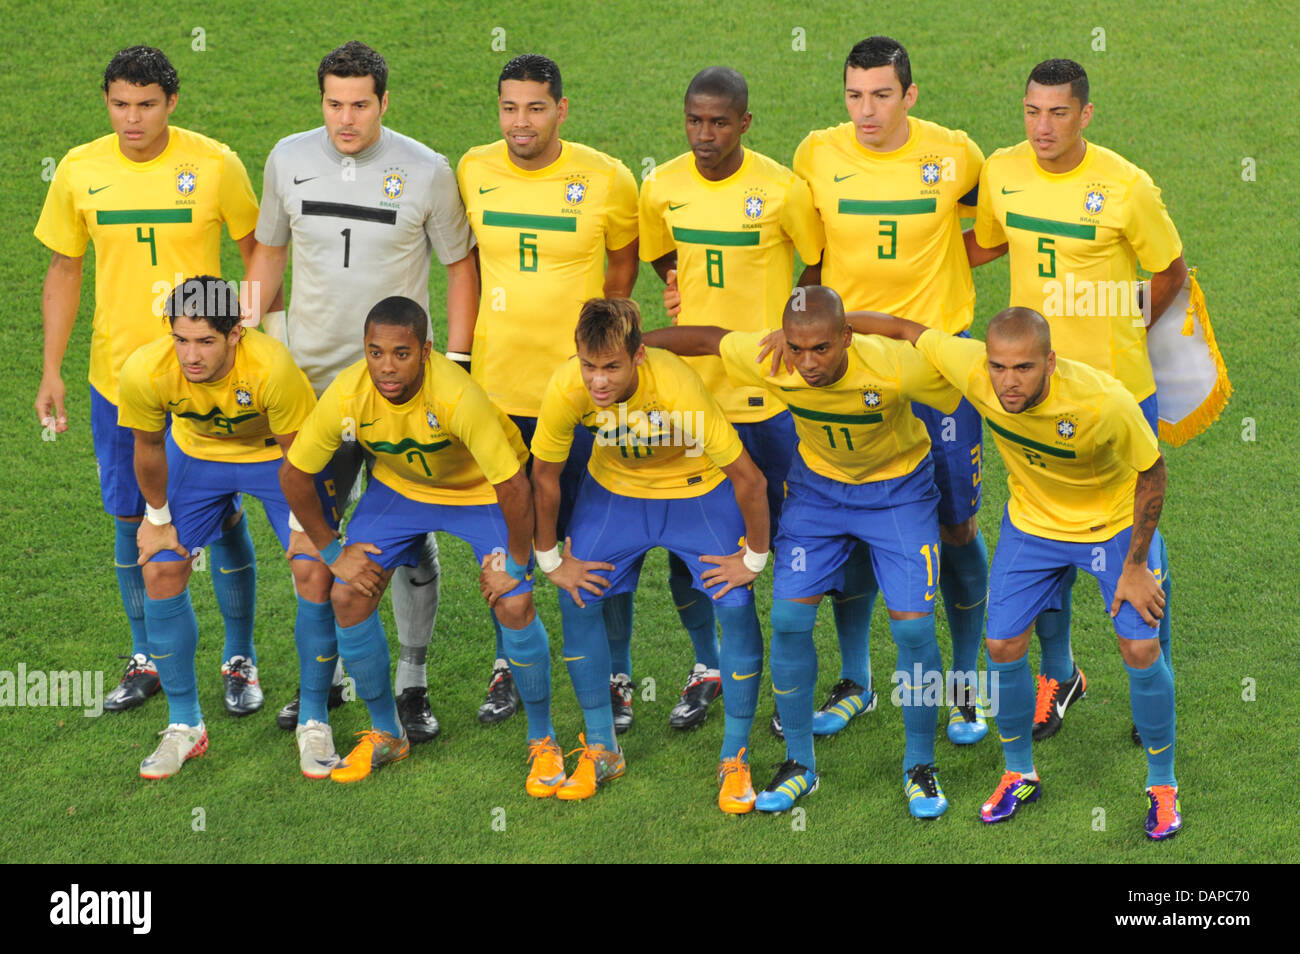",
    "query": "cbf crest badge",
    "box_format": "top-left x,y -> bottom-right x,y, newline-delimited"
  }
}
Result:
175,164 -> 198,196
862,388 -> 882,409
427,409 -> 440,431
1055,414 -> 1078,440
1083,185 -> 1106,215
383,168 -> 406,199
234,386 -> 253,408
743,191 -> 765,219
920,158 -> 942,185
564,174 -> 589,206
